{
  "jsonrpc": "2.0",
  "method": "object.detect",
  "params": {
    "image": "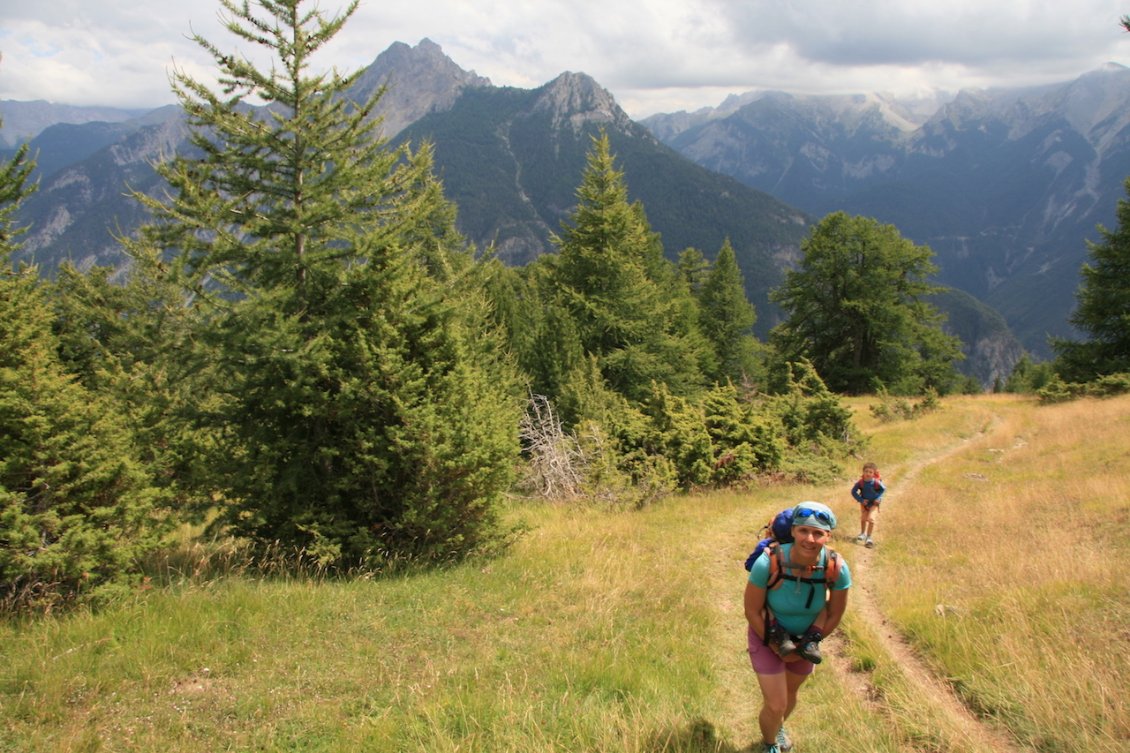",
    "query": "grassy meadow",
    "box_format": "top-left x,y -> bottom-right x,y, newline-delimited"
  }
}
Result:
1,393 -> 1127,752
